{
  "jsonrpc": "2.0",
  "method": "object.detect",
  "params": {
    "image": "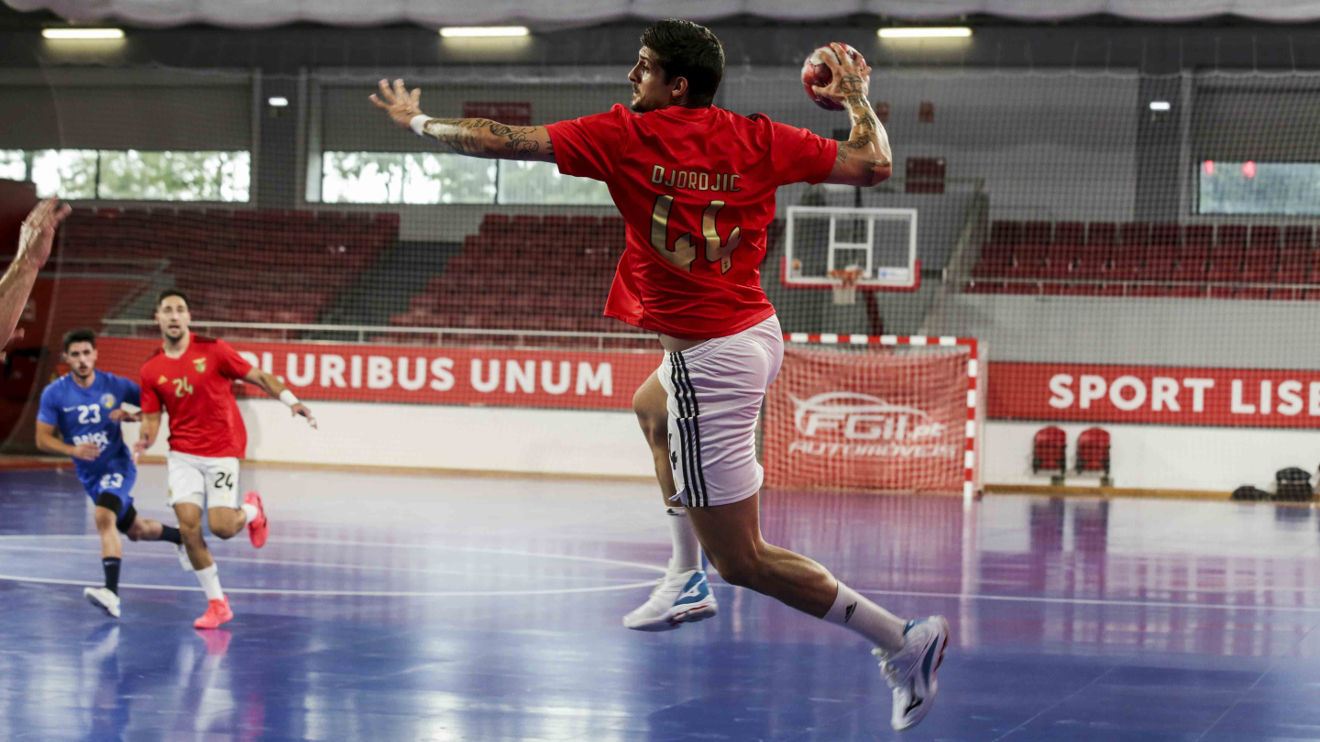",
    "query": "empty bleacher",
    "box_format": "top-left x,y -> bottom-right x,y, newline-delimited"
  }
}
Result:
967,220 -> 1320,300
59,208 -> 398,336
389,213 -> 631,337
